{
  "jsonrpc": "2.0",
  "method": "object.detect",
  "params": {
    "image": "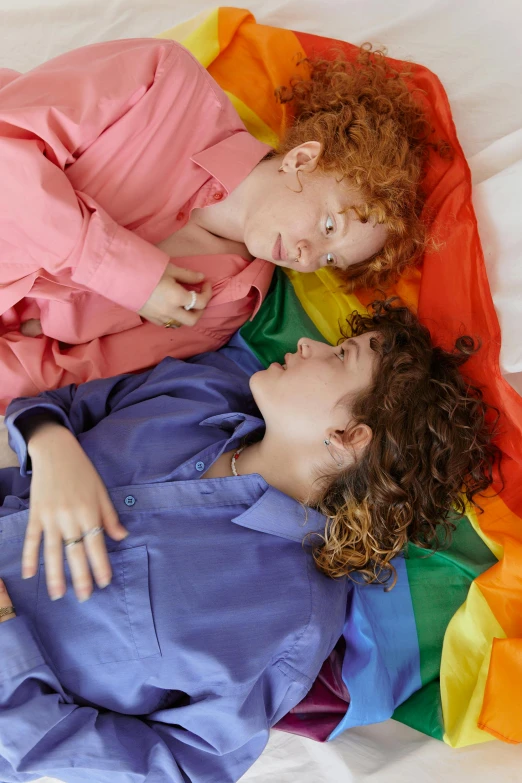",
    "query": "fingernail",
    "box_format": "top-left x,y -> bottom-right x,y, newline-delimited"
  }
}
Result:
51,592 -> 64,601
78,592 -> 91,603
98,578 -> 111,589
22,568 -> 34,580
